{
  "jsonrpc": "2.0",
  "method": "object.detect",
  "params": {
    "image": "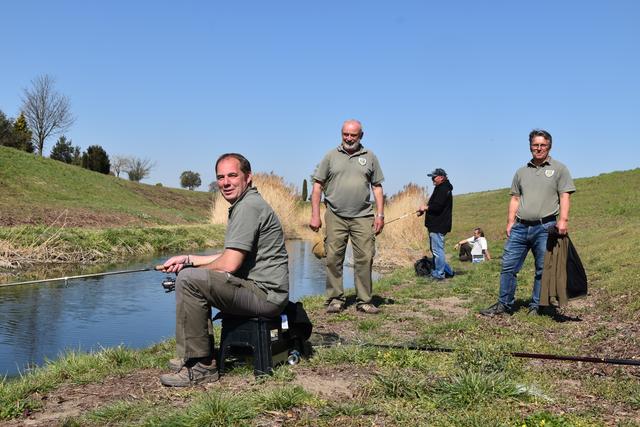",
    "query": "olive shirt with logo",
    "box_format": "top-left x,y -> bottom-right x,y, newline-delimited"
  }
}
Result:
312,145 -> 385,218
510,156 -> 576,221
225,187 -> 289,307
